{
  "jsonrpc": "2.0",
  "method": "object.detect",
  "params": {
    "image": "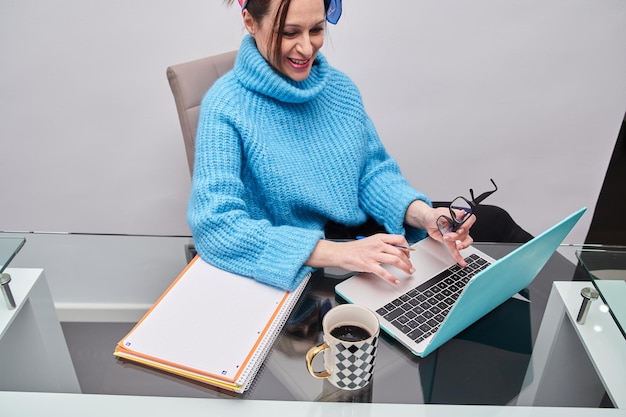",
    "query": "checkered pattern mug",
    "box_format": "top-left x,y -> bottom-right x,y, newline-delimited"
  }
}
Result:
305,304 -> 379,390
